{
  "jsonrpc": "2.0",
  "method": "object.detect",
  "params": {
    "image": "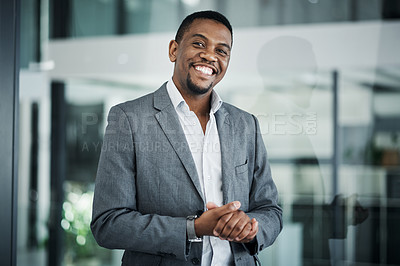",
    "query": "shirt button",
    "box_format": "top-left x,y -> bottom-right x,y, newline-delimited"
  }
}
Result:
191,258 -> 200,265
